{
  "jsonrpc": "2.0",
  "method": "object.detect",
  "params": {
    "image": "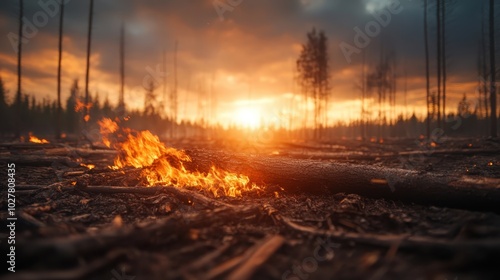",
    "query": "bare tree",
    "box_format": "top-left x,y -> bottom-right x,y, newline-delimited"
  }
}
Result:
424,0 -> 431,138
436,0 -> 442,128
441,0 -> 447,125
170,40 -> 179,138
296,28 -> 330,139
84,0 -> 94,125
16,0 -> 24,137
367,50 -> 395,141
481,3 -> 490,121
489,0 -> 497,137
56,0 -> 65,138
118,23 -> 125,116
